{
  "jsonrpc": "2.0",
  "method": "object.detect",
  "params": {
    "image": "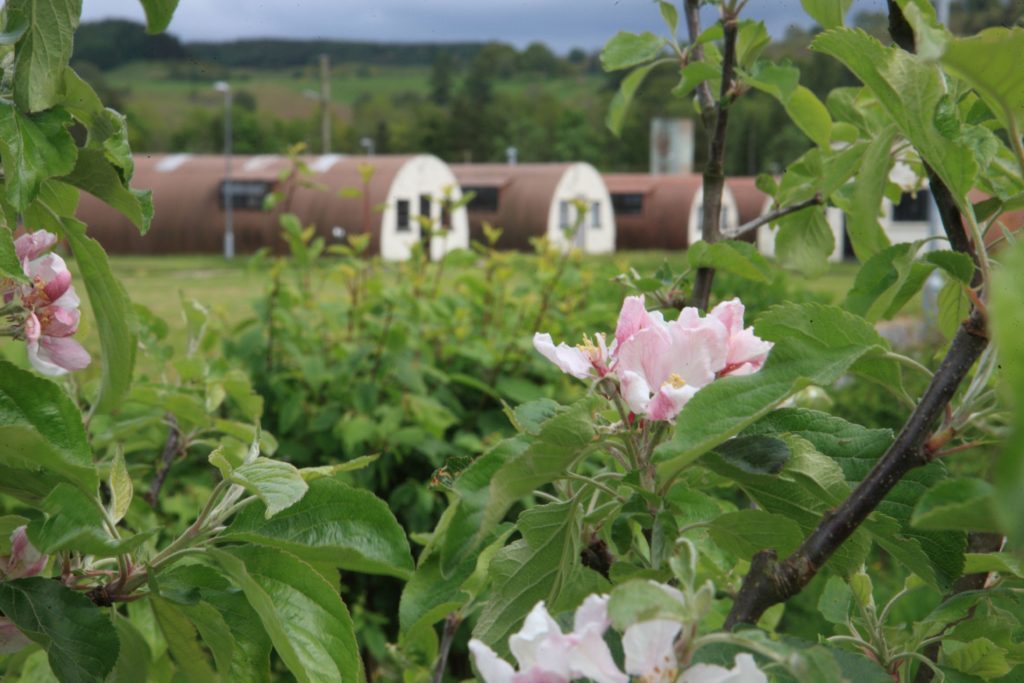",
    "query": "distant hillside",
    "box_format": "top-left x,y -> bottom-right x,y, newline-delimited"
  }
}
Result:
74,20 -> 492,71
187,39 -> 488,68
